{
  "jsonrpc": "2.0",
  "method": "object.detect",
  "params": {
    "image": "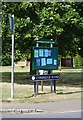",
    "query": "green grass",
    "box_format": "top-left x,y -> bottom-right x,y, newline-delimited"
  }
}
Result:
2,72 -> 32,84
1,66 -> 82,103
1,66 -> 30,73
57,72 -> 82,85
1,82 -> 82,103
2,72 -> 82,85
